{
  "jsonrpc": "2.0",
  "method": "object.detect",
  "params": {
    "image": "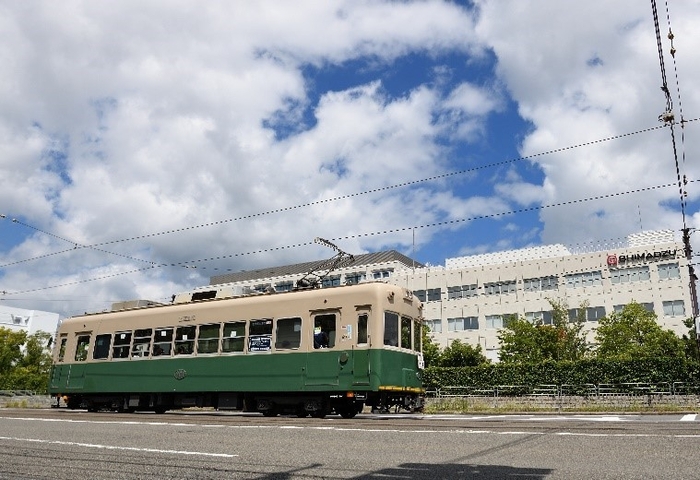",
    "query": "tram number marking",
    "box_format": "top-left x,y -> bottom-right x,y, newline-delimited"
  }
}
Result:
174,369 -> 187,380
179,315 -> 196,323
